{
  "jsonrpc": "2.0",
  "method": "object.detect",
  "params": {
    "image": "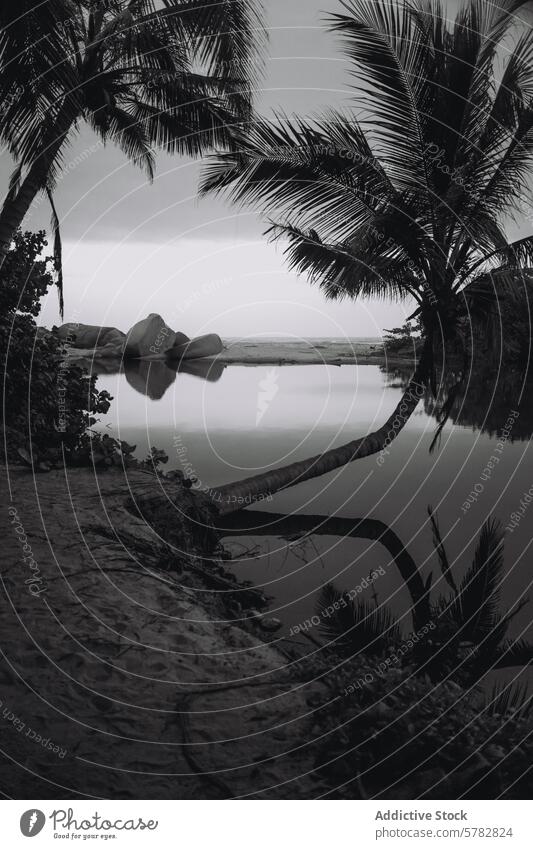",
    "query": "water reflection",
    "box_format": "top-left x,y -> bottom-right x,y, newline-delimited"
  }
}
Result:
217,509 -> 430,629
95,359 -> 533,659
78,355 -> 225,400
89,350 -> 533,442
383,361 -> 533,441
218,508 -> 533,691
